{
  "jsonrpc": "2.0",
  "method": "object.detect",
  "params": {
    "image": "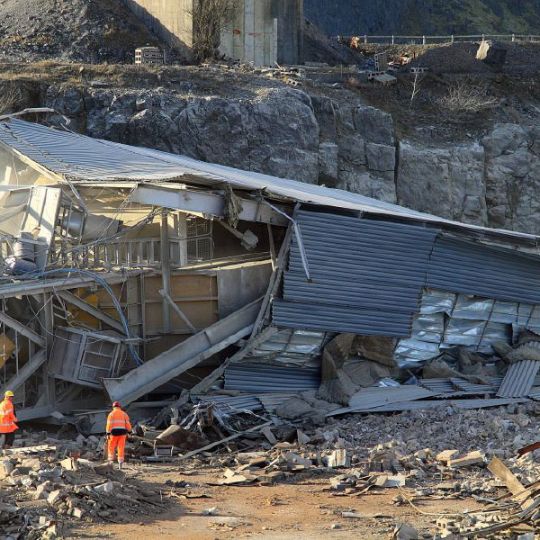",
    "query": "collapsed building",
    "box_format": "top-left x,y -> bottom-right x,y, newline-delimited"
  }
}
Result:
0,116 -> 539,435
